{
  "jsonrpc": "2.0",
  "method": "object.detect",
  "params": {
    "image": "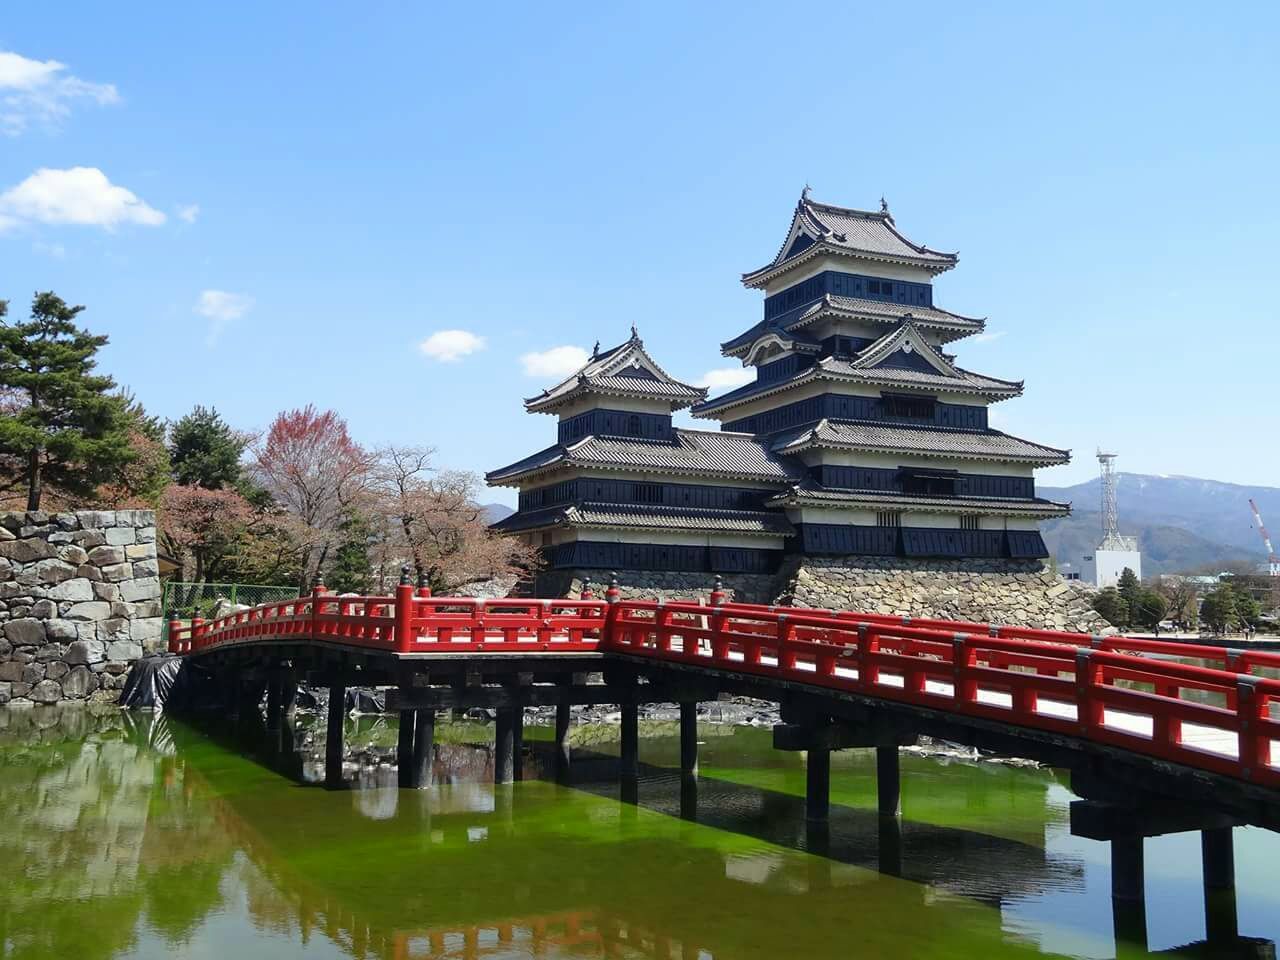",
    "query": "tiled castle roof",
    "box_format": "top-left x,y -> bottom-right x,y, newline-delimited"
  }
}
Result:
491,502 -> 795,537
771,419 -> 1070,466
743,194 -> 958,287
695,320 -> 1023,417
486,428 -> 802,486
767,484 -> 1070,518
722,295 -> 984,358
525,330 -> 706,413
